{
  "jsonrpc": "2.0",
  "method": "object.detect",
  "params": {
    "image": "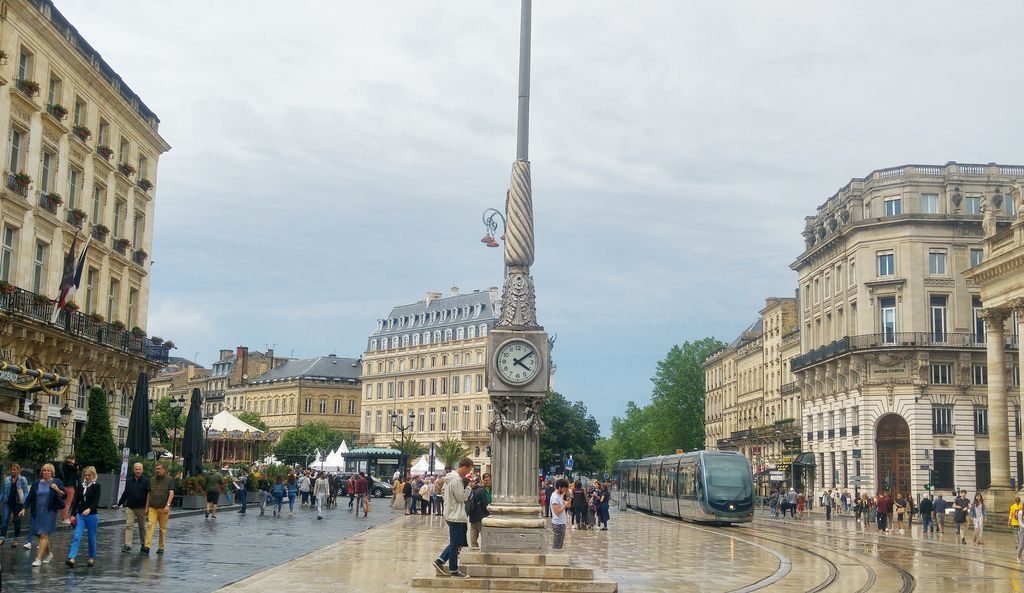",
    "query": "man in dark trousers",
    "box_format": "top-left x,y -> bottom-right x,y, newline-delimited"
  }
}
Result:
918,493 -> 934,534
115,463 -> 150,553
543,482 -> 555,518
466,473 -> 491,547
355,472 -> 369,517
953,489 -> 971,544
